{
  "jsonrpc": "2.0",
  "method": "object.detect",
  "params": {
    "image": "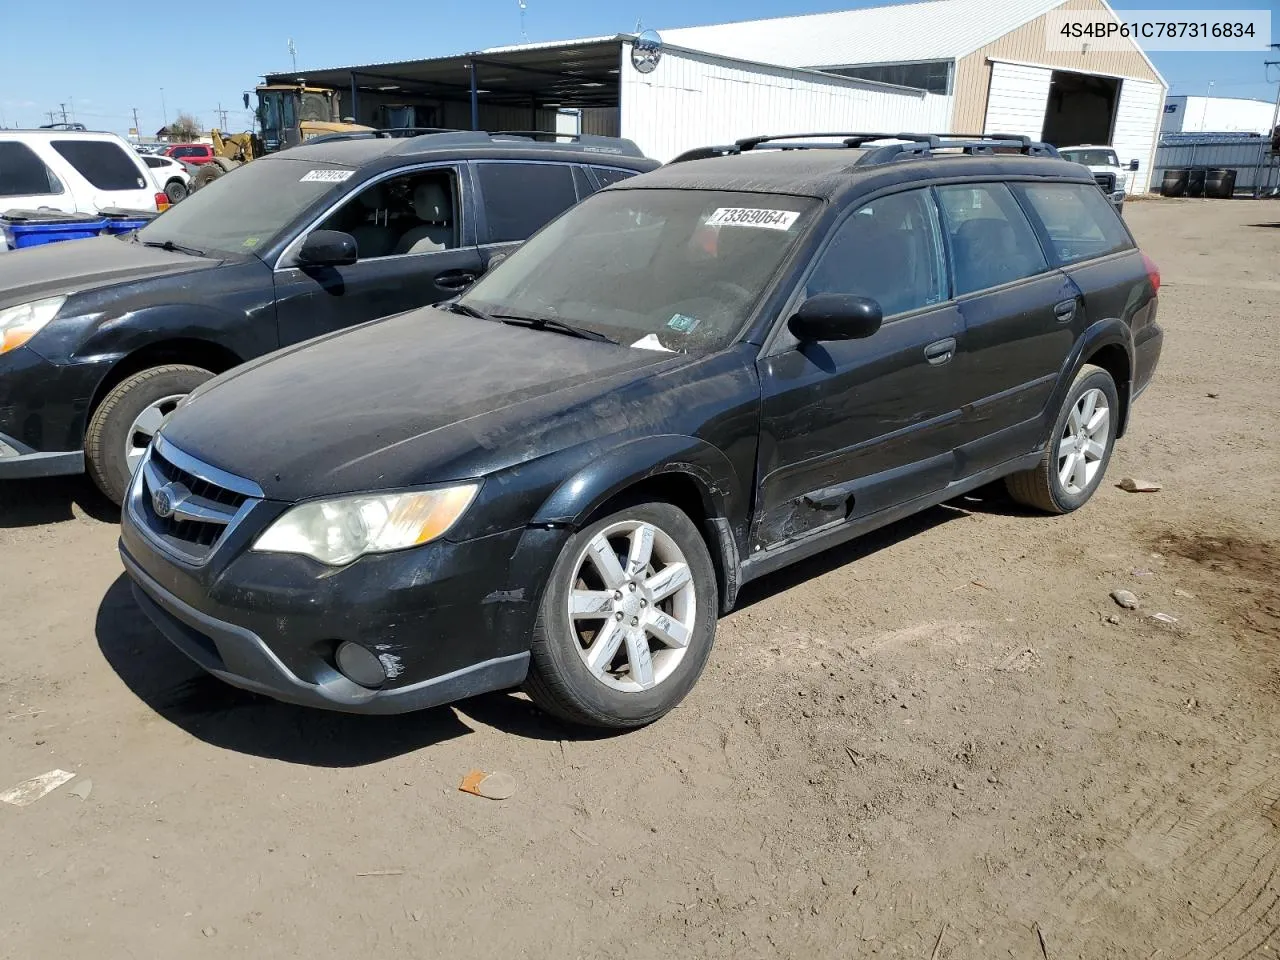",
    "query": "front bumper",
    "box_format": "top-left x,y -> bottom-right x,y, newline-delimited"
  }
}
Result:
0,345 -> 110,479
119,470 -> 569,714
0,431 -> 83,478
